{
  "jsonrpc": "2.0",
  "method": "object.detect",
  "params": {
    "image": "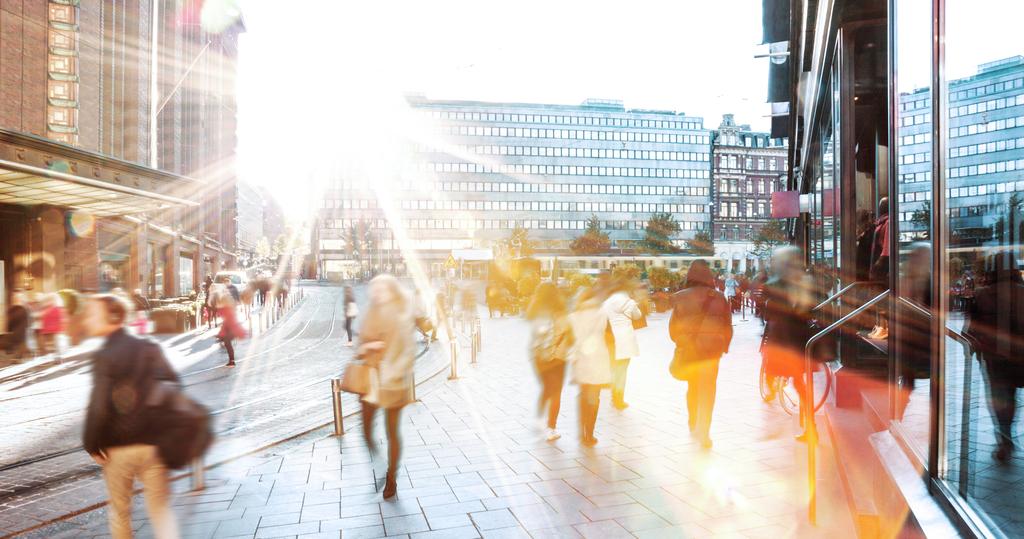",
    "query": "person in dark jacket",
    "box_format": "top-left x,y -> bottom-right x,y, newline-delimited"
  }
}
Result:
761,245 -> 816,440
964,252 -> 1024,463
669,260 -> 734,449
3,292 -> 31,359
82,294 -> 179,539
